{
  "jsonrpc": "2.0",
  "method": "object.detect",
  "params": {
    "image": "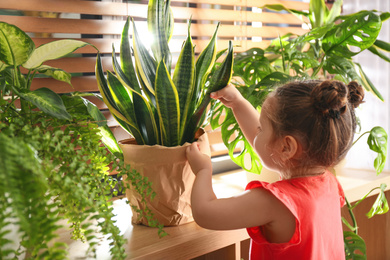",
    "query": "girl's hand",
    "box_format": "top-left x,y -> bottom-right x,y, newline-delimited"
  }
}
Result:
186,142 -> 212,175
210,84 -> 244,109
